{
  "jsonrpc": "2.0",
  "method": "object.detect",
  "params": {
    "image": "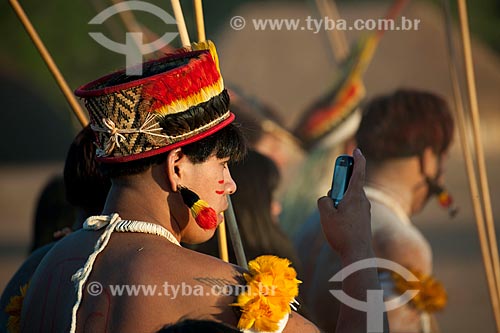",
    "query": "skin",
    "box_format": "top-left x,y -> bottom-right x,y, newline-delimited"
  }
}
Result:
20,148 -> 385,333
367,148 -> 444,331
303,147 -> 445,332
